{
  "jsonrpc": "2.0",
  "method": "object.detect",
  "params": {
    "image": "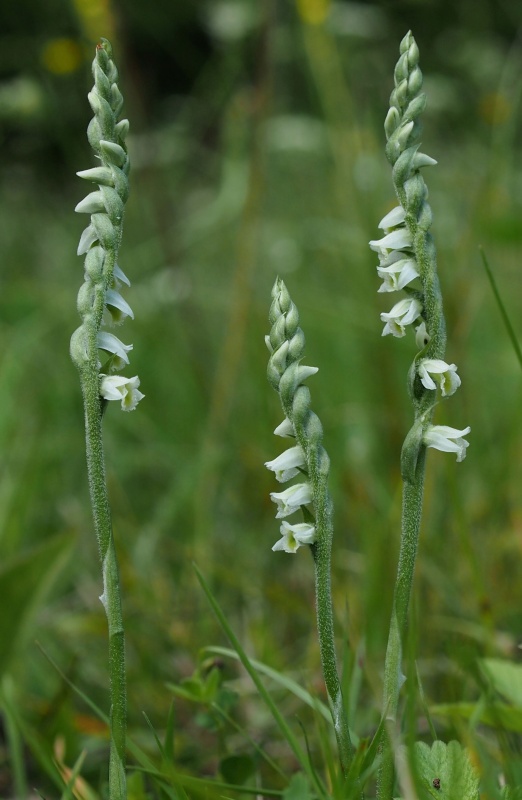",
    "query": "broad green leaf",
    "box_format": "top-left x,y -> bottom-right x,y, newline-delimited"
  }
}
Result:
413,740 -> 479,800
481,658 -> 522,707
220,754 -> 255,784
283,772 -> 313,800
